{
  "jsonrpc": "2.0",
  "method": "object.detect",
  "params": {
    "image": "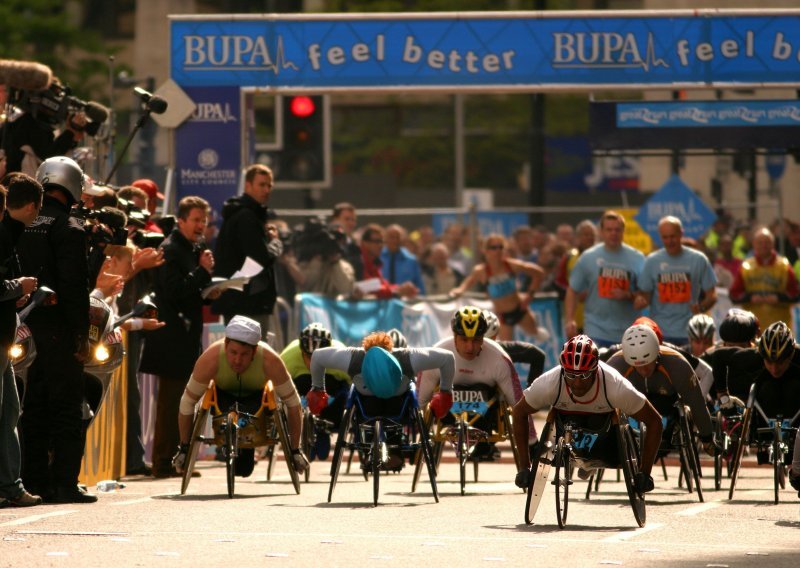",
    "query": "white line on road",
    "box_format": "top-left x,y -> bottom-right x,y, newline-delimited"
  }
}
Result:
677,501 -> 722,516
601,523 -> 664,543
111,491 -> 191,506
0,510 -> 76,527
